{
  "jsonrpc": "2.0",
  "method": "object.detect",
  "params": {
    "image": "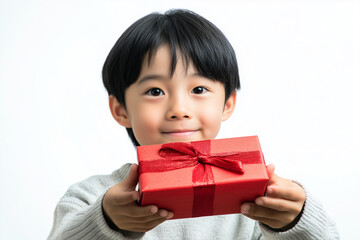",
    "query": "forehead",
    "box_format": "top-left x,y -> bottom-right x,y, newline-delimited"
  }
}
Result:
140,45 -> 195,77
